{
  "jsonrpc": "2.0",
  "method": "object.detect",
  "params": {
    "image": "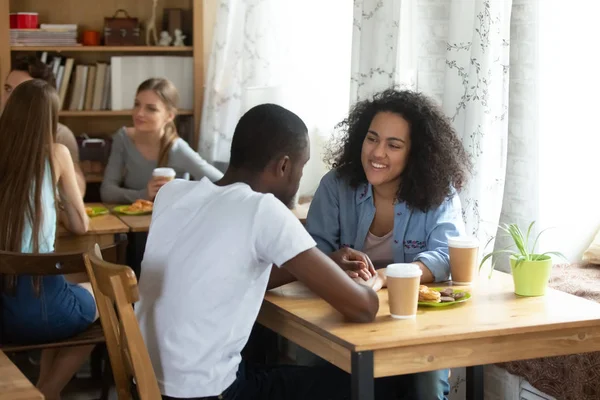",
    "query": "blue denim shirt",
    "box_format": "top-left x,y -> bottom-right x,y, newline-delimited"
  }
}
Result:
305,170 -> 465,282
